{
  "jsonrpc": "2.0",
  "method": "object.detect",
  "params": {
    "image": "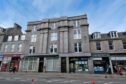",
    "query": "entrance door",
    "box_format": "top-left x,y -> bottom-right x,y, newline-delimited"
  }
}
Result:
61,57 -> 66,73
38,58 -> 44,72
